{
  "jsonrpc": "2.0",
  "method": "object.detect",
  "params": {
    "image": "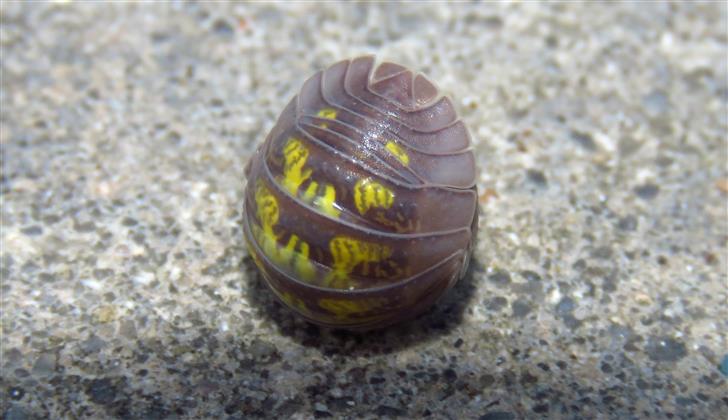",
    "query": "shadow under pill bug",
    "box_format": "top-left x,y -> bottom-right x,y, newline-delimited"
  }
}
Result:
243,56 -> 478,330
